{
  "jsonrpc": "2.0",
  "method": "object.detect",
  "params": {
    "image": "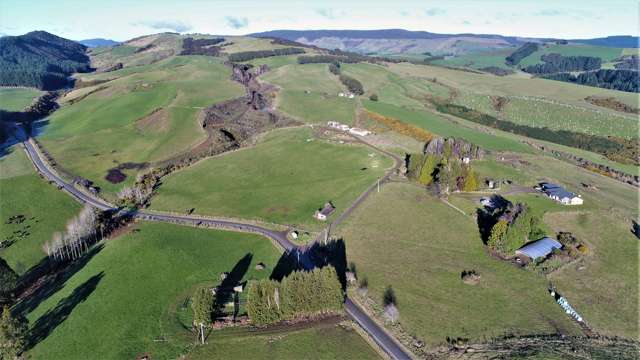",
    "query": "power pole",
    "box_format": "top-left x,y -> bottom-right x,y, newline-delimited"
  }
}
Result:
377,179 -> 380,193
